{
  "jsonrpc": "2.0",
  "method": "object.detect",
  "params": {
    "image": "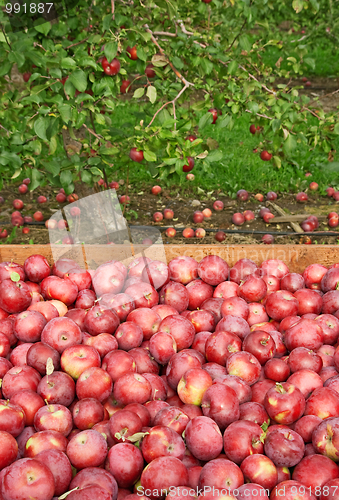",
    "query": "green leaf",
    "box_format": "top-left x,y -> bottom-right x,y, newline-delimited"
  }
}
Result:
0,61 -> 12,77
61,58 -> 77,69
59,105 -> 72,123
46,117 -> 60,141
75,93 -> 94,104
81,170 -> 92,184
34,117 -> 48,141
30,168 -> 43,191
43,160 -> 60,176
10,272 -> 20,282
292,0 -> 304,13
60,170 -> 73,188
103,14 -> 111,31
304,58 -> 315,70
207,150 -> 223,162
78,57 -> 99,70
95,113 -> 106,126
172,56 -> 184,70
273,156 -> 282,169
163,158 -> 178,166
201,59 -> 214,75
90,167 -> 103,176
49,68 -> 62,79
133,88 -> 145,99
104,42 -> 118,62
309,0 -> 319,11
247,101 -> 259,114
136,47 -> 147,62
144,150 -> 157,162
99,147 -> 119,155
165,0 -> 178,19
271,119 -> 281,133
75,111 -> 88,129
0,151 -> 22,168
152,55 -> 168,67
11,168 -> 22,179
239,34 -> 252,53
199,112 -> 213,129
334,123 -> 339,135
283,134 -> 297,155
175,159 -> 185,175
8,51 -> 25,68
49,136 -> 58,155
34,21 -> 51,36
147,86 -> 157,104
227,60 -> 238,75
70,70 -> 87,92
64,78 -> 76,98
